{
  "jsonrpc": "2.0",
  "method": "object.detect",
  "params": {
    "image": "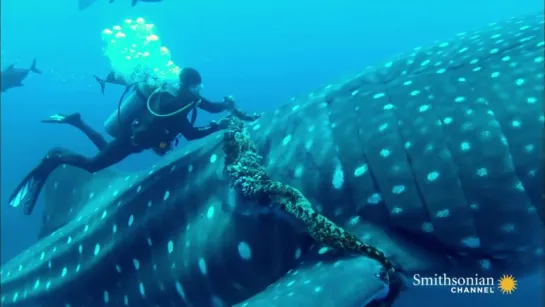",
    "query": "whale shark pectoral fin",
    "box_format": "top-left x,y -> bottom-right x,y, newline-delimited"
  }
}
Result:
234,255 -> 390,307
39,164 -> 120,238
